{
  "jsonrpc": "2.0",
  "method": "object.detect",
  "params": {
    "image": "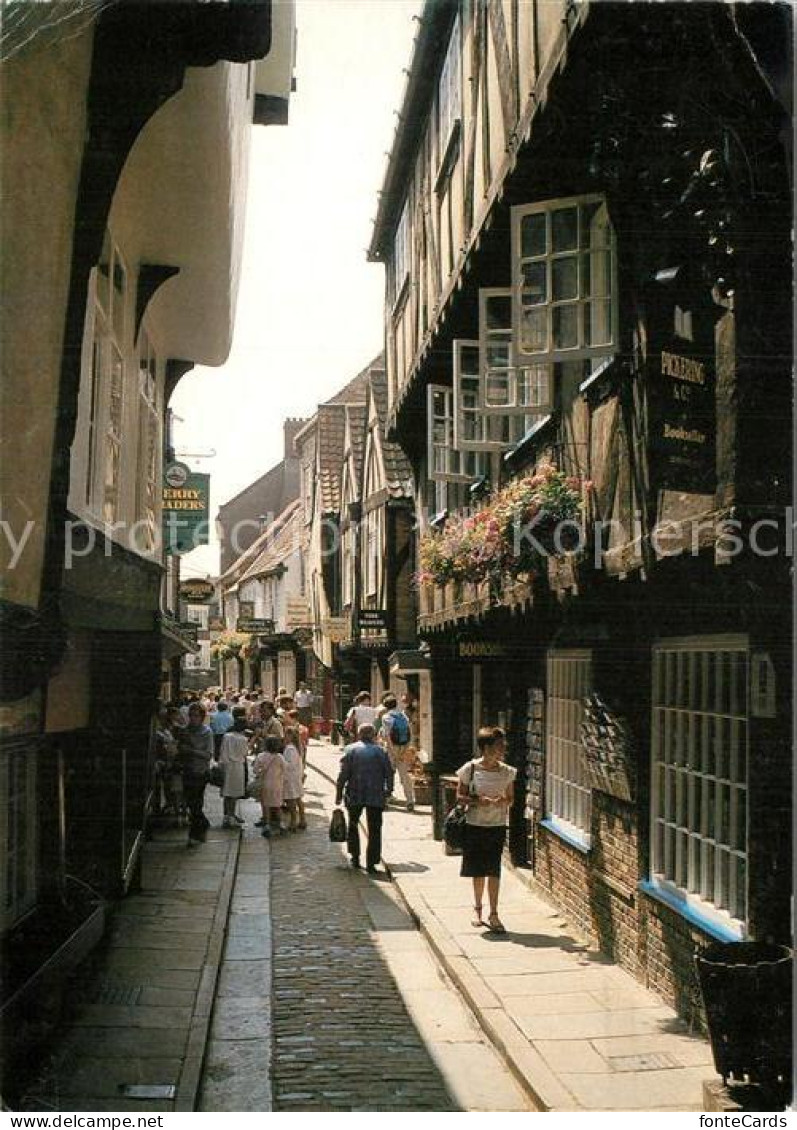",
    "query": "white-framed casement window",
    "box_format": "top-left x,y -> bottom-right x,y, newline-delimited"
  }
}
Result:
427,384 -> 489,482
0,744 -> 37,931
393,198 -> 410,305
651,637 -> 749,936
479,290 -> 553,413
545,649 -> 593,847
453,336 -> 547,452
437,16 -> 461,168
511,194 -> 617,364
136,330 -> 161,554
